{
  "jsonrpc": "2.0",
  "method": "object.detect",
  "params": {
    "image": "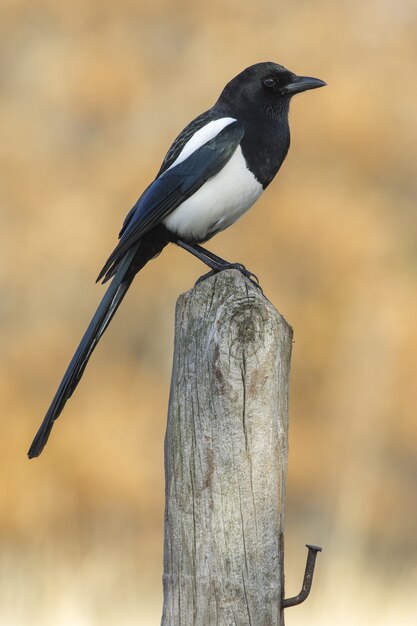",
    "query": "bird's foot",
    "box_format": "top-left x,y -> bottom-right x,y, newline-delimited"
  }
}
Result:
226,263 -> 263,293
225,263 -> 260,284
195,264 -> 263,294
